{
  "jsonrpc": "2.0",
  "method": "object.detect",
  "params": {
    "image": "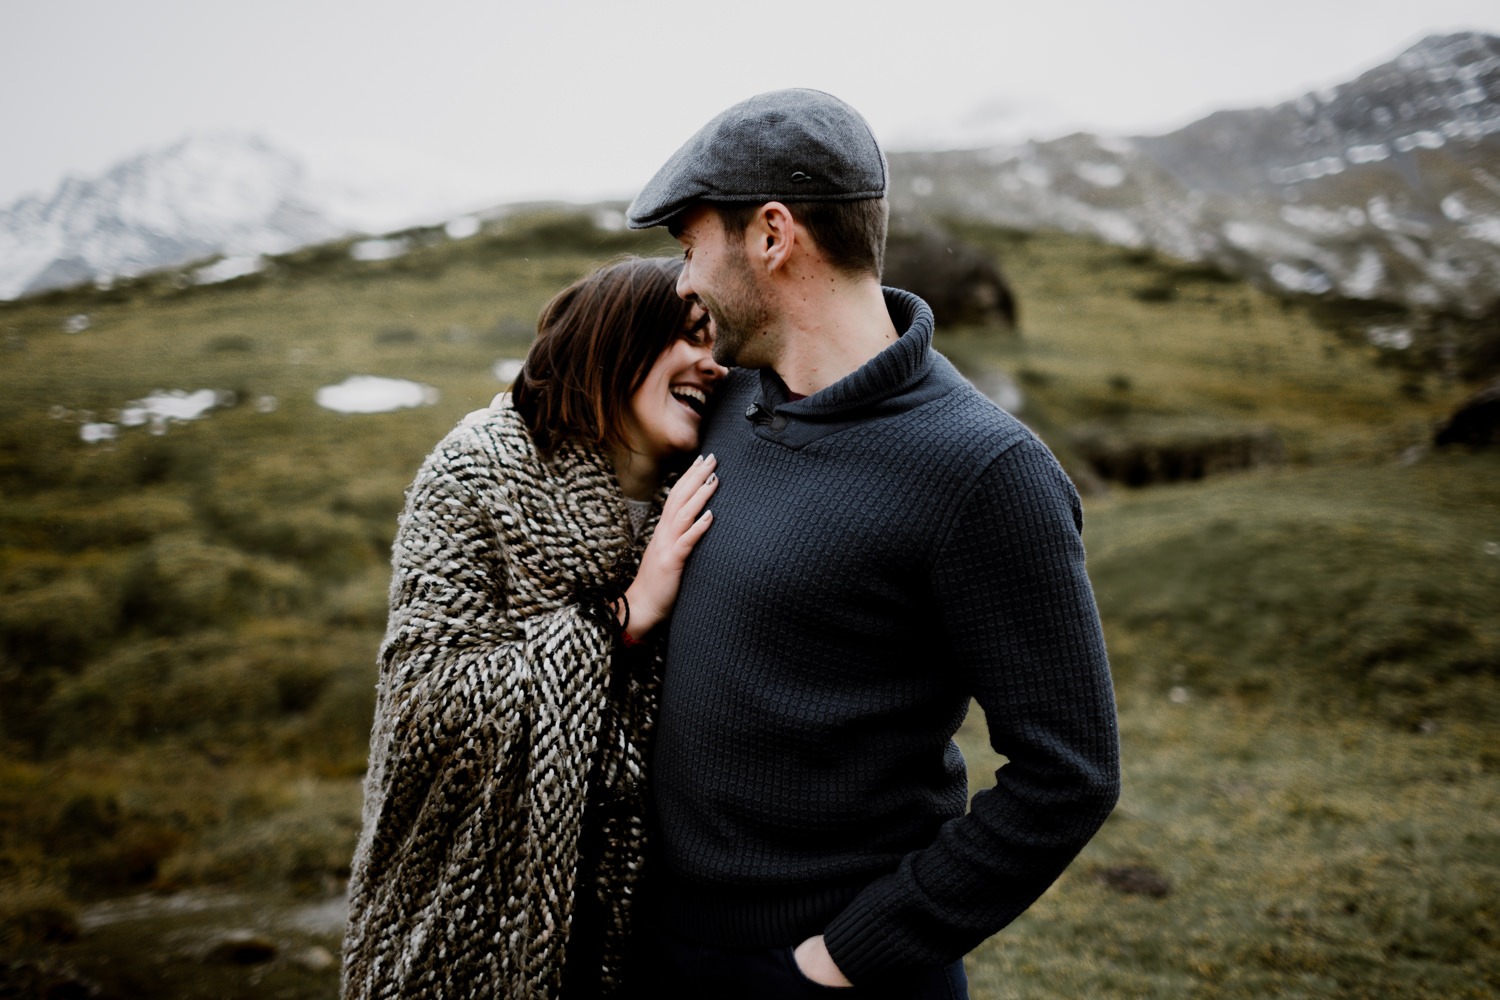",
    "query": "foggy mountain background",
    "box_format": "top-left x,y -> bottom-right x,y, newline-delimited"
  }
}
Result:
4,32 -> 1498,331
